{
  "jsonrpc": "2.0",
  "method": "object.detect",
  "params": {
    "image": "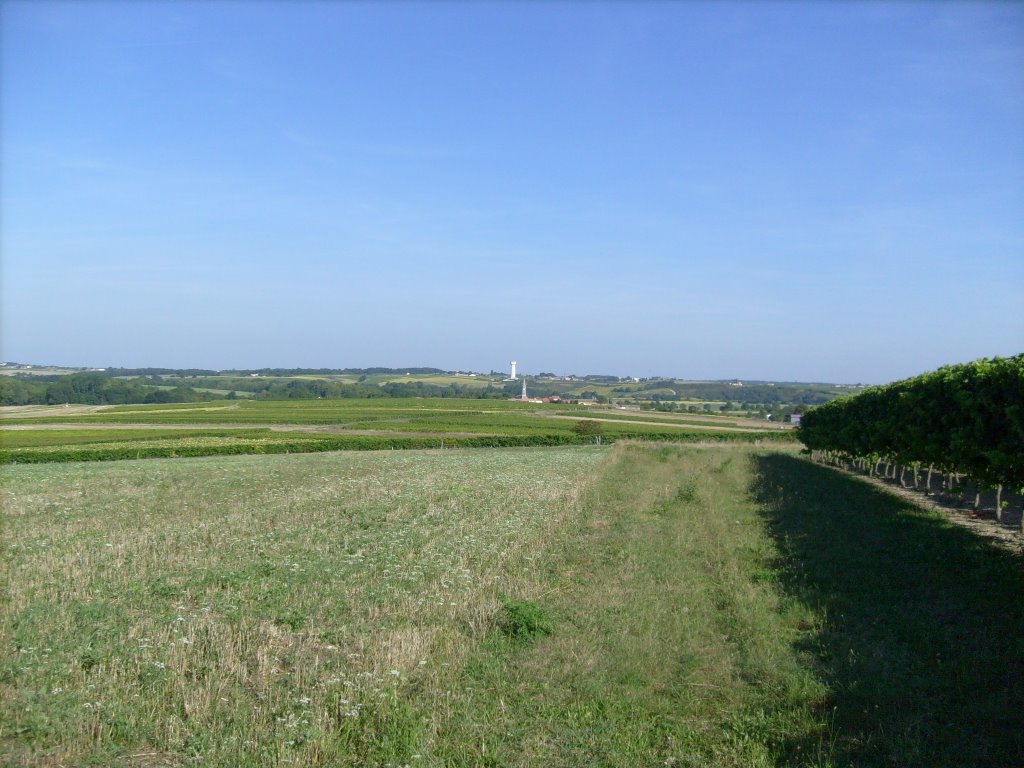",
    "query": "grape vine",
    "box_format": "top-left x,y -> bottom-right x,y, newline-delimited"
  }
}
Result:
799,354 -> 1024,527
